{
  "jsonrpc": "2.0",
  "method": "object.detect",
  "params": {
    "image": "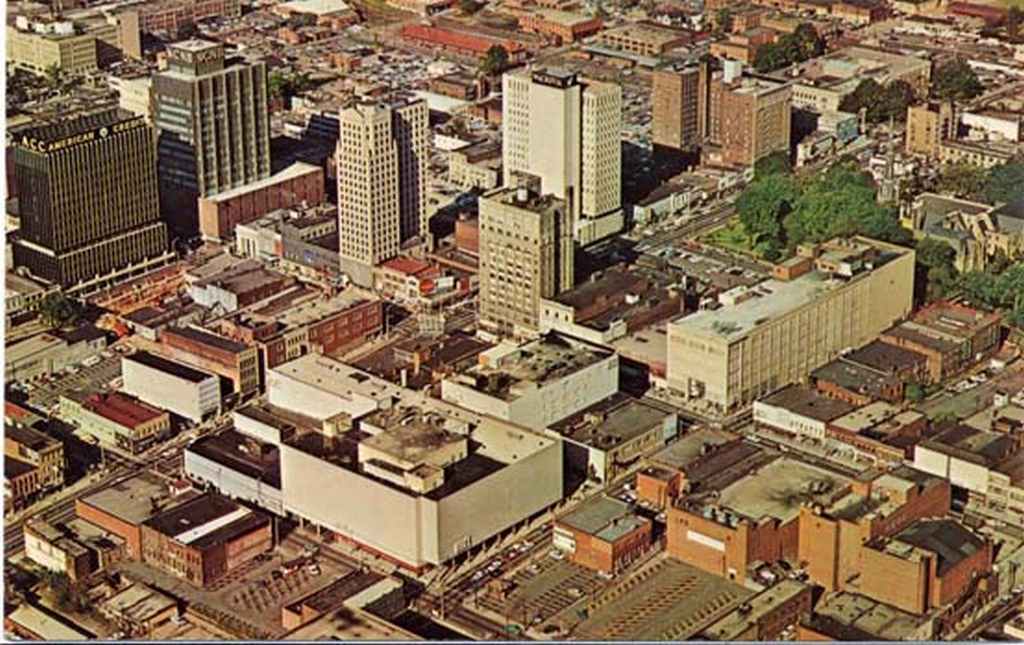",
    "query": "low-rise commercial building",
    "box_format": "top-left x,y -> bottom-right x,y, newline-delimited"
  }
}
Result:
24,517 -> 126,581
448,140 -> 502,191
596,23 -> 691,56
827,402 -> 926,463
798,591 -> 935,641
441,333 -> 619,430
198,162 -> 325,240
5,327 -> 107,382
517,10 -> 603,43
58,391 -> 170,454
159,326 -> 260,396
6,457 -> 45,513
554,495 -> 652,574
753,385 -> 857,440
122,351 -> 220,423
4,423 -> 65,491
548,393 -> 677,484
140,493 -> 272,587
186,261 -> 296,314
698,579 -> 814,640
99,583 -> 179,638
185,424 -> 283,515
5,271 -> 58,326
